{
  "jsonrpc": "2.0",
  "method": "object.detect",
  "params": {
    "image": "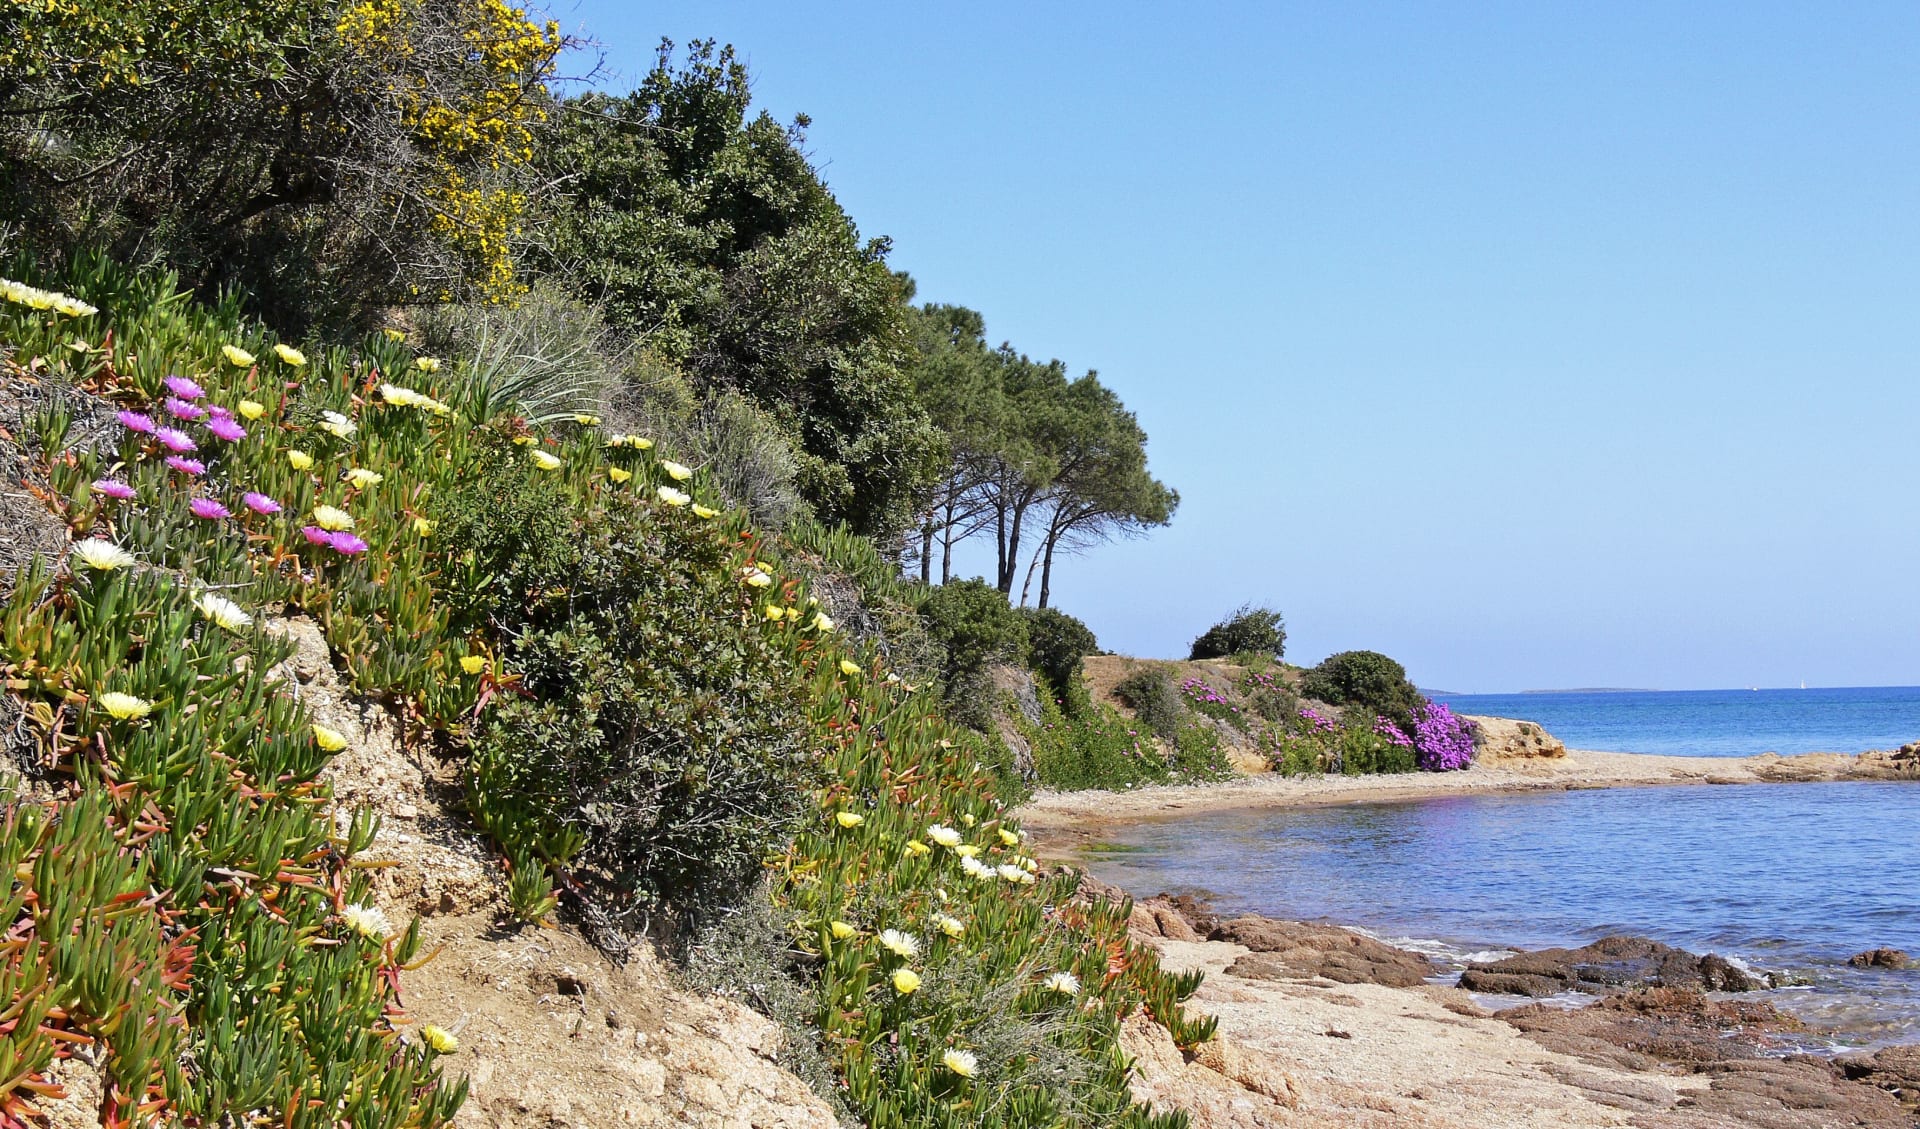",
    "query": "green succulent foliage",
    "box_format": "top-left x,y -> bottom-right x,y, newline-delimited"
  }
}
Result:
1300,650 -> 1424,731
1188,604 -> 1286,662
